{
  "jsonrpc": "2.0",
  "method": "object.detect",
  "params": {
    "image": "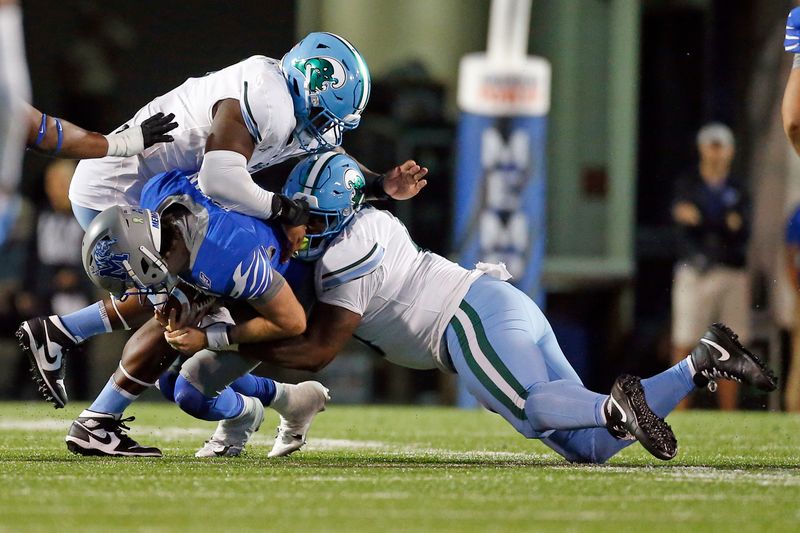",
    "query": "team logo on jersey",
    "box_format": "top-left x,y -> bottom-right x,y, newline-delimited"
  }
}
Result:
91,239 -> 130,281
294,57 -> 347,93
343,167 -> 366,207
